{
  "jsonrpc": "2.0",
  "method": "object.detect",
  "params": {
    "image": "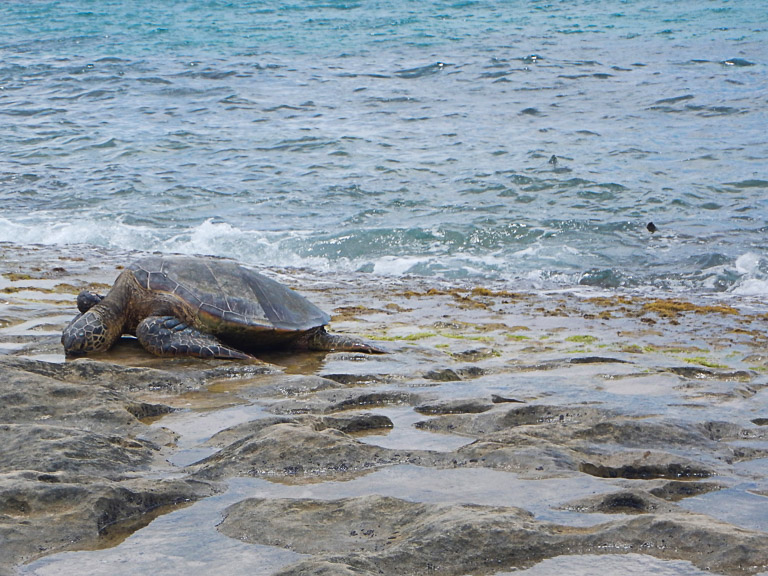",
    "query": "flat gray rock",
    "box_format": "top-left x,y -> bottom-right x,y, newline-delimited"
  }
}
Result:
220,495 -> 768,576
